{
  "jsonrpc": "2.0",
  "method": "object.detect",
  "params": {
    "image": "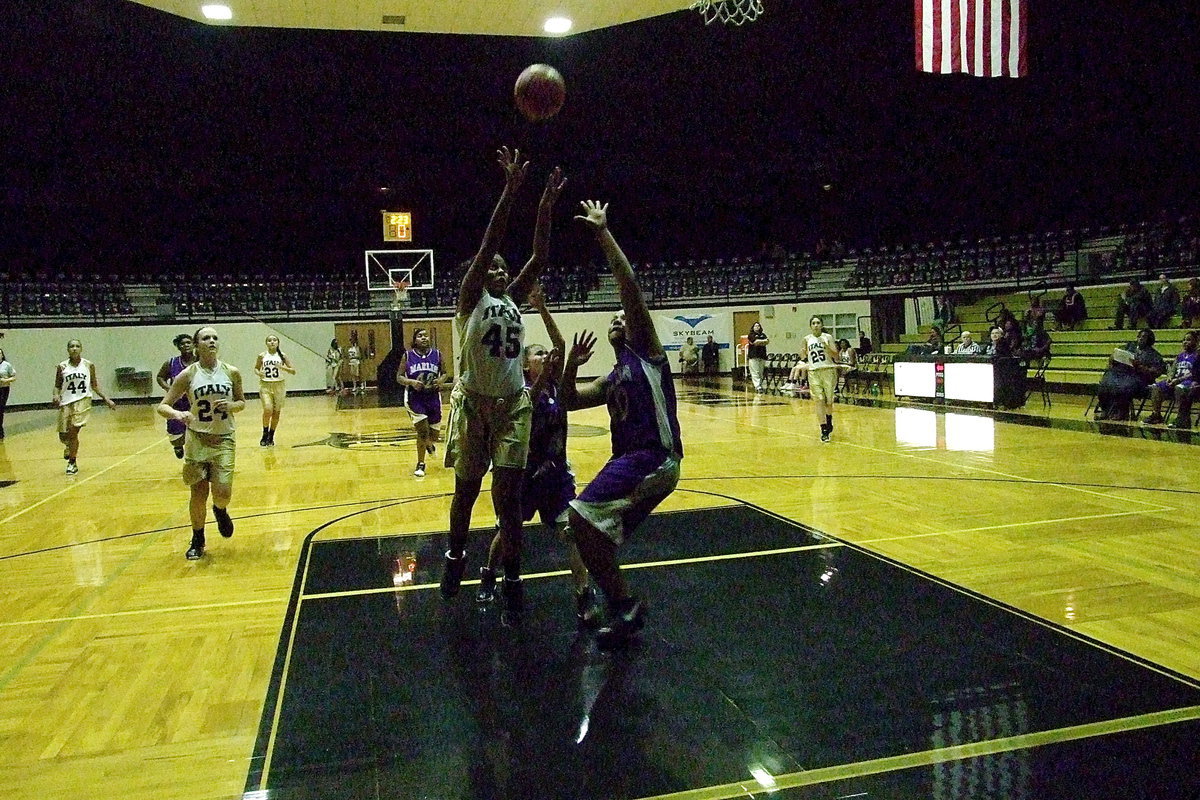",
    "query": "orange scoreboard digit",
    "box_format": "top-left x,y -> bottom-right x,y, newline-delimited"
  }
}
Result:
382,211 -> 412,242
